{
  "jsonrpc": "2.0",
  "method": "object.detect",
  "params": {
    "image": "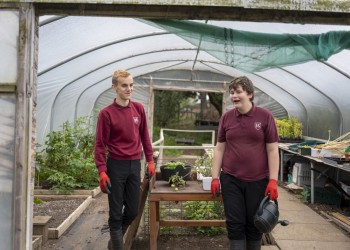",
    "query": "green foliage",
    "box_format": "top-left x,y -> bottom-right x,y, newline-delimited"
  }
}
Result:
33,197 -> 43,204
154,90 -> 196,127
36,115 -> 98,193
208,92 -> 223,116
163,161 -> 186,169
47,170 -> 78,194
275,116 -> 303,139
185,201 -> 225,236
168,173 -> 186,189
194,152 -> 213,177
